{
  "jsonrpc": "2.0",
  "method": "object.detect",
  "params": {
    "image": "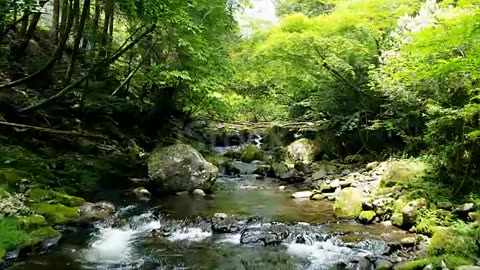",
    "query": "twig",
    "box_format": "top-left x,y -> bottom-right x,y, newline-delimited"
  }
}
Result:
0,121 -> 107,139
